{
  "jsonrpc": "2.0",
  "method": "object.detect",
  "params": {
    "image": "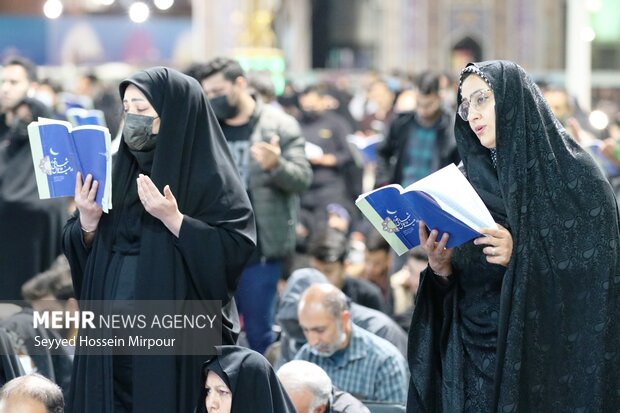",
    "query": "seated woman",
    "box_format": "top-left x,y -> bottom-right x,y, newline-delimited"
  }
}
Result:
197,346 -> 296,413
